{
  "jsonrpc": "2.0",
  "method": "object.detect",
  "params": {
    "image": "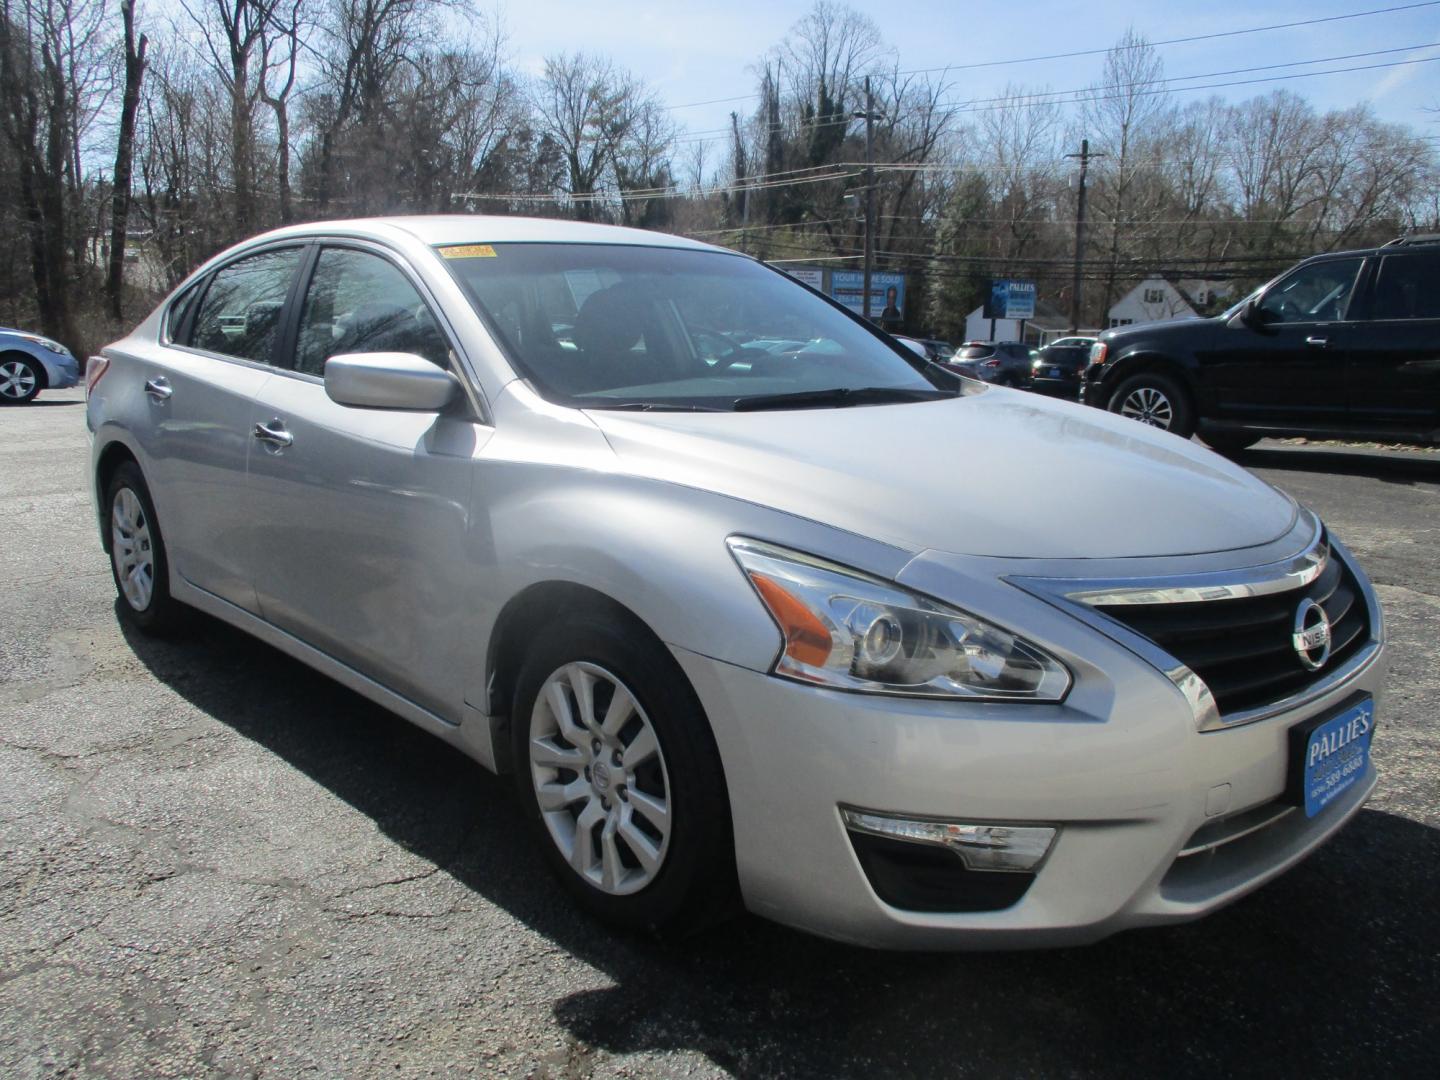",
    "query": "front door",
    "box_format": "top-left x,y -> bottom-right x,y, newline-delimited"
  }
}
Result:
245,244 -> 490,720
1205,258 -> 1363,424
